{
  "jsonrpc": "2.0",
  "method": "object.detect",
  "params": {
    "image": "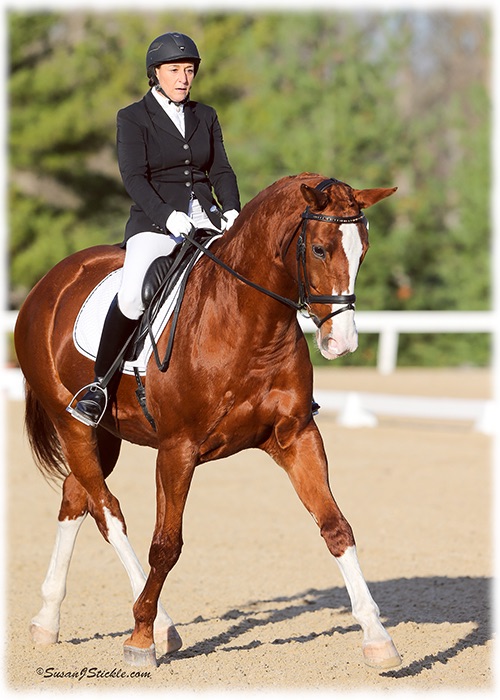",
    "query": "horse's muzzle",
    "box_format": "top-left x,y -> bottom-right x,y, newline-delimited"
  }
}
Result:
317,323 -> 359,360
